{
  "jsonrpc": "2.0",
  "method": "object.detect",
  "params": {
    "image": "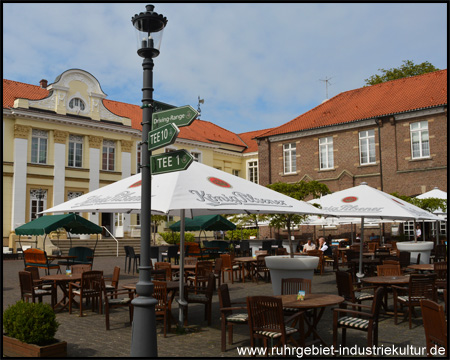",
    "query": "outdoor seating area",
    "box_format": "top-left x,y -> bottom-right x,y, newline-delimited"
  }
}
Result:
3,246 -> 448,357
